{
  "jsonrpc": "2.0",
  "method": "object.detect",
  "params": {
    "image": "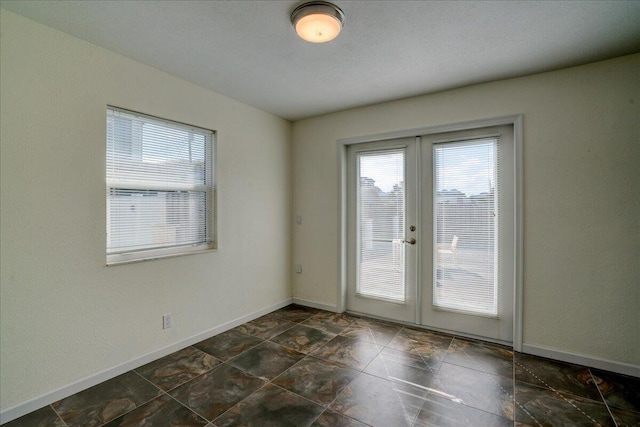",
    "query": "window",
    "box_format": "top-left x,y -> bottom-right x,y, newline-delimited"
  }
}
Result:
357,149 -> 406,302
106,107 -> 215,264
433,138 -> 498,316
